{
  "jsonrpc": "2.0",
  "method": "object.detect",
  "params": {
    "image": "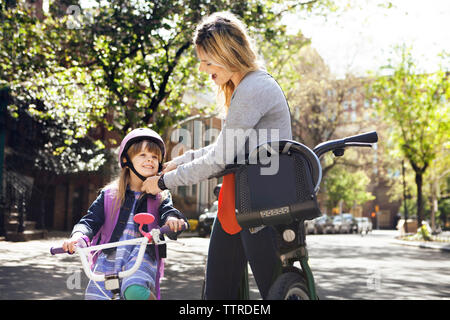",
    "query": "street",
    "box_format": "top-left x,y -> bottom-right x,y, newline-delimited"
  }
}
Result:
306,231 -> 450,300
0,230 -> 449,300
